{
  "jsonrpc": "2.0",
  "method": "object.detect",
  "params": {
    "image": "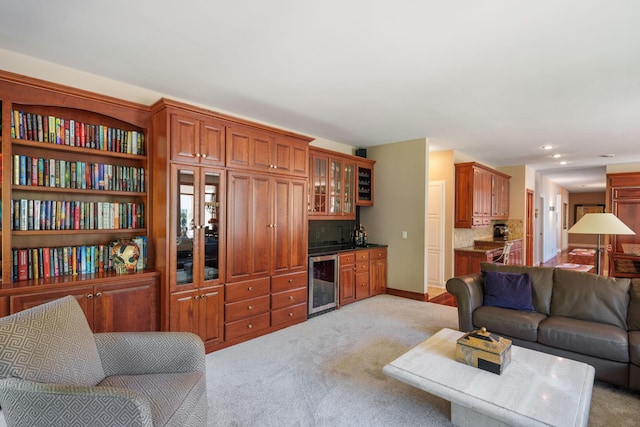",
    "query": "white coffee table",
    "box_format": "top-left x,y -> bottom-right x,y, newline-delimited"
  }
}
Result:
383,328 -> 595,427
